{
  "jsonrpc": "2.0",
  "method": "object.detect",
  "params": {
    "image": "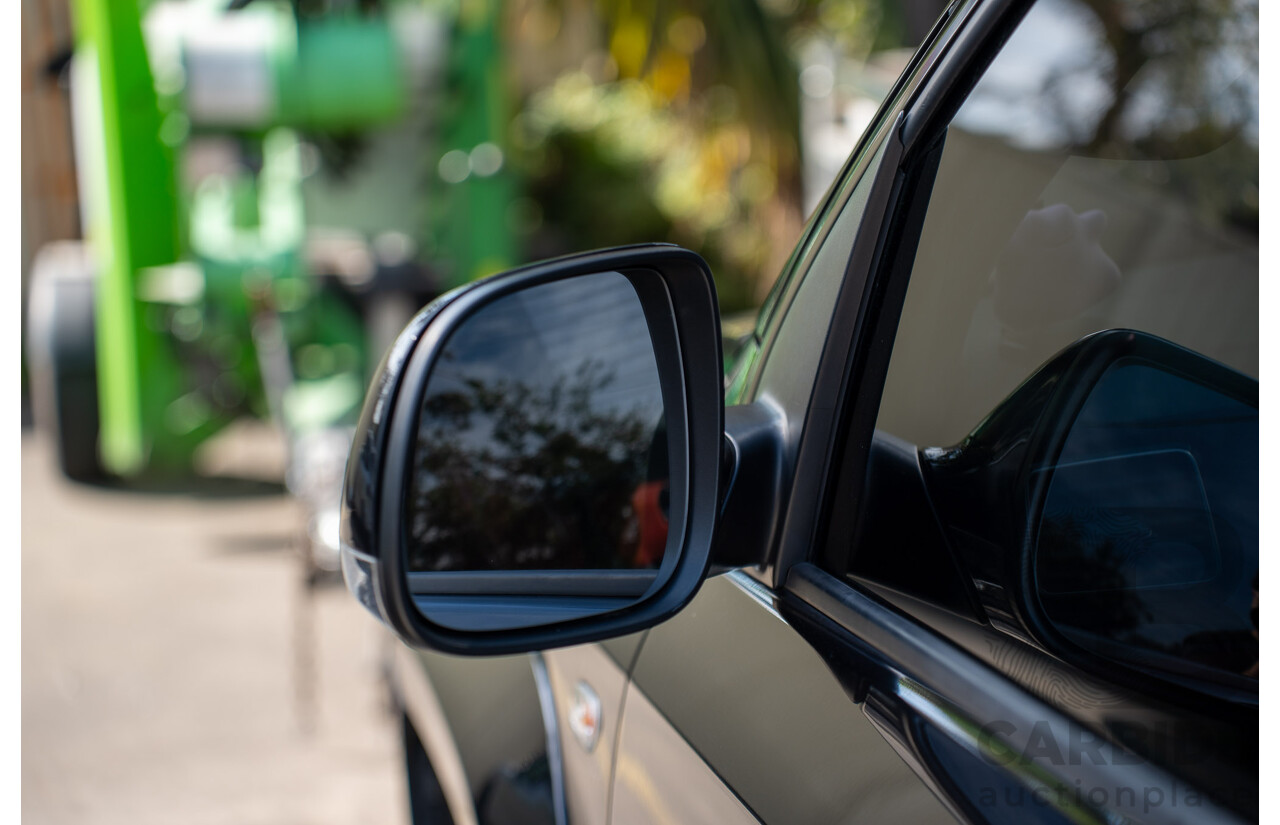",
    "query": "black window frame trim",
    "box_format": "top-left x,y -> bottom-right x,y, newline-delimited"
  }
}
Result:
745,0 -> 990,587
776,0 -> 1038,585
745,0 -> 975,403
